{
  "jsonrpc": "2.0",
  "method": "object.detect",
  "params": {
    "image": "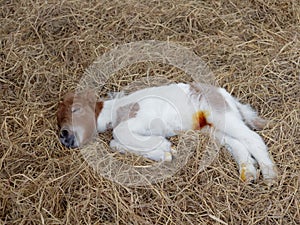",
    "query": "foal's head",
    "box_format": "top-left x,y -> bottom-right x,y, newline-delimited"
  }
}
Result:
57,90 -> 103,148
